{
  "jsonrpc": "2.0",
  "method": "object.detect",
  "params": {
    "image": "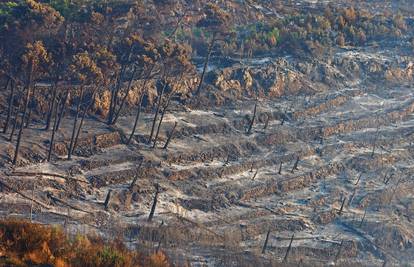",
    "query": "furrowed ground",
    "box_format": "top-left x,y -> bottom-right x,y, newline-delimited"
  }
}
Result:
1,0 -> 414,266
